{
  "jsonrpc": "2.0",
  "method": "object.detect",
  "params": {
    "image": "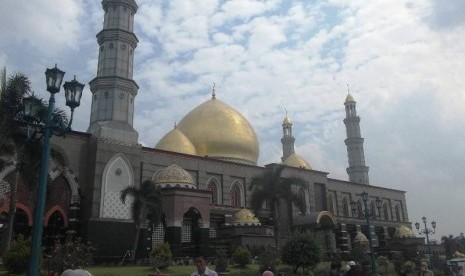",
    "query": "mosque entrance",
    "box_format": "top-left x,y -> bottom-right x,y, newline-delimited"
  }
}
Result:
181,207 -> 202,253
